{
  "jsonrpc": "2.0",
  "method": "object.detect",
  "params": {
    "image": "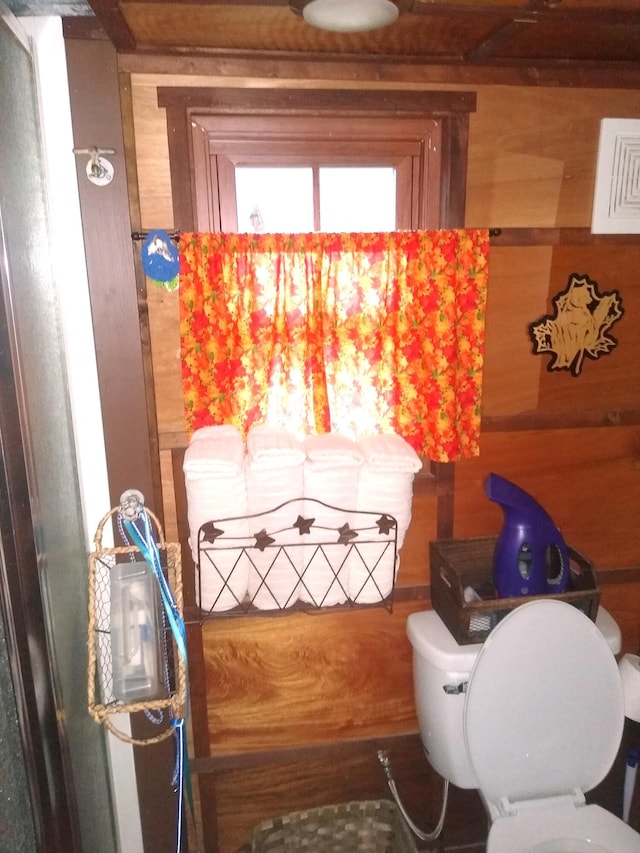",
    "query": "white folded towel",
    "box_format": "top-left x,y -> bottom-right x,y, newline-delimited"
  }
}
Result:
247,424 -> 306,469
348,451 -> 417,603
198,526 -> 251,613
184,424 -> 245,478
246,454 -> 304,609
303,433 -> 364,471
185,471 -> 251,612
246,499 -> 304,609
357,433 -> 423,474
183,425 -> 250,611
356,468 -> 415,549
